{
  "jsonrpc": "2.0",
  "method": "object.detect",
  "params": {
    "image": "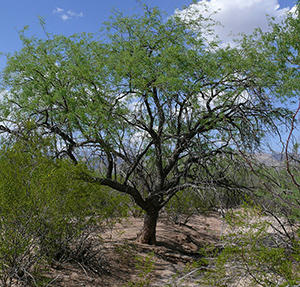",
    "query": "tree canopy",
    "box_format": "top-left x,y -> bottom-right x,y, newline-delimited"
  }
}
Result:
0,5 -> 297,244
